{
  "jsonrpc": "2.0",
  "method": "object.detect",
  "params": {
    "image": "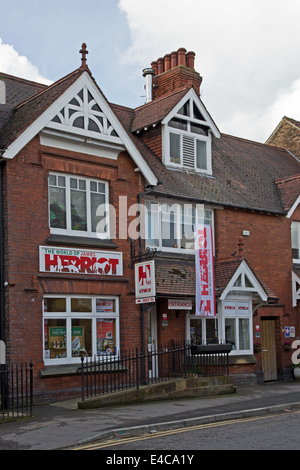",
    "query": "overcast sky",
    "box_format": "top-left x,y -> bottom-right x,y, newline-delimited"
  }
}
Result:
0,0 -> 299,142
